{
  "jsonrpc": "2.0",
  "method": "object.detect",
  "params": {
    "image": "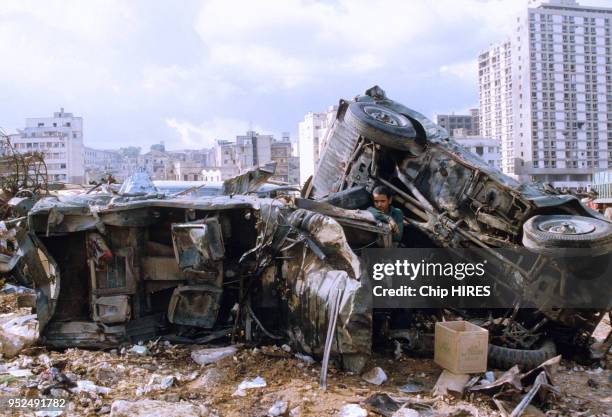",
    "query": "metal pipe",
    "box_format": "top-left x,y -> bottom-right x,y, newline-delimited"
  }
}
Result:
319,287 -> 342,390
